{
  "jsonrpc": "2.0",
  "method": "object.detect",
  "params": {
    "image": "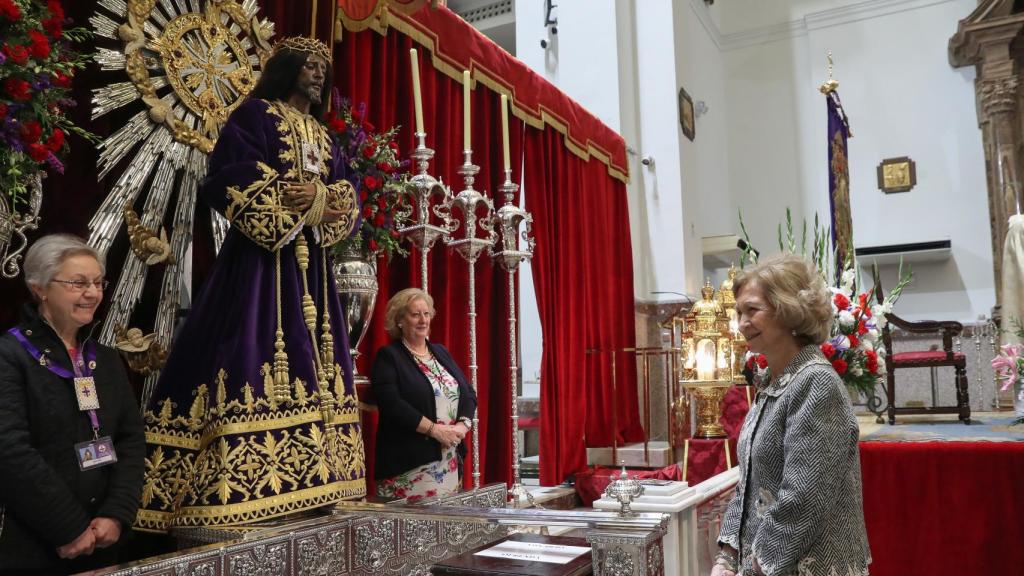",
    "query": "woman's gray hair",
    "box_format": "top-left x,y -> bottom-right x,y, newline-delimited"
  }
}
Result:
23,234 -> 105,298
383,287 -> 435,340
733,253 -> 833,346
